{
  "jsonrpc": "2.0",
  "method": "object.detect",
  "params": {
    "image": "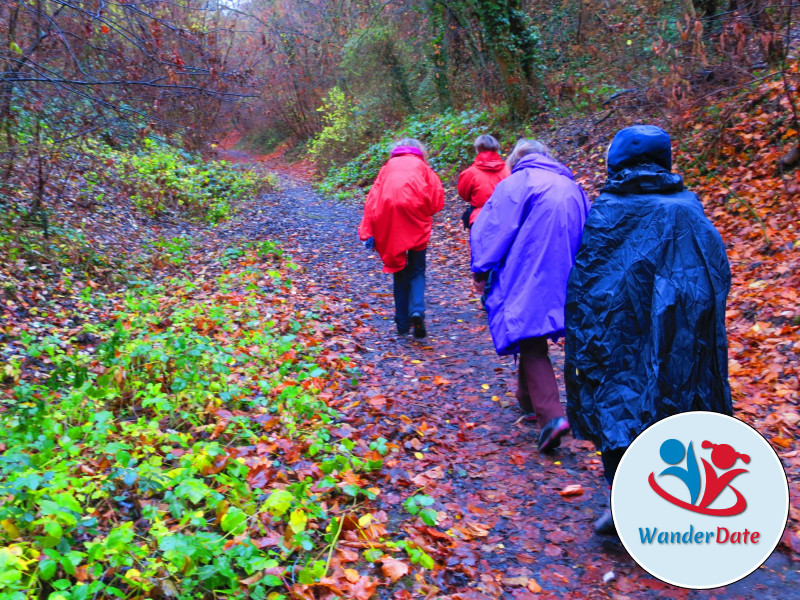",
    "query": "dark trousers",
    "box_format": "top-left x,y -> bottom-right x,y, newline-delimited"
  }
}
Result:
516,336 -> 565,427
602,447 -> 627,486
393,249 -> 426,331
